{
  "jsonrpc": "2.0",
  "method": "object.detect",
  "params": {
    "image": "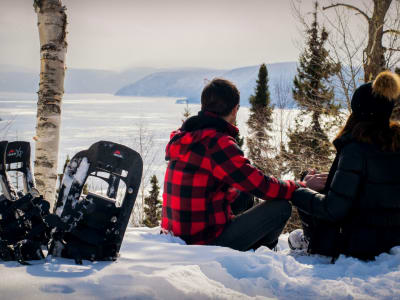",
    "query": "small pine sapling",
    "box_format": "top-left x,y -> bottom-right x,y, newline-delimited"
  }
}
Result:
143,175 -> 162,228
